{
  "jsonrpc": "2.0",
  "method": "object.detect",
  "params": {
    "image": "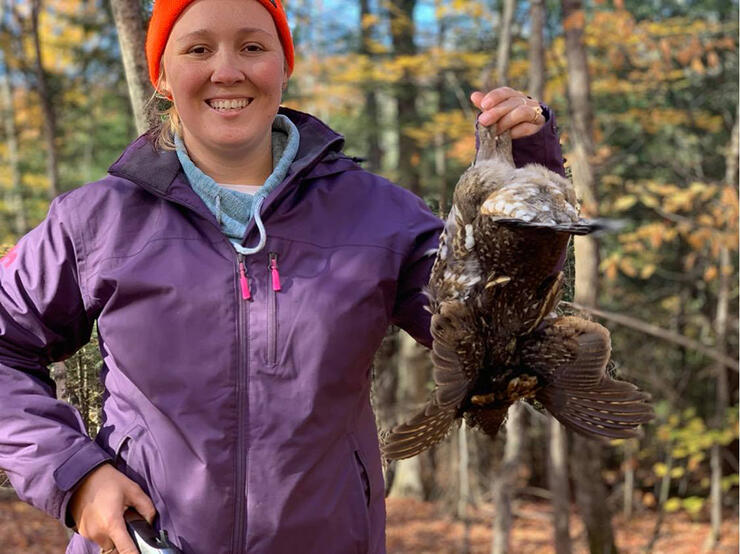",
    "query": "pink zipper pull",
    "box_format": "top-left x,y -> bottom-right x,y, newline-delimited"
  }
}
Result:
238,257 -> 252,300
269,252 -> 282,292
